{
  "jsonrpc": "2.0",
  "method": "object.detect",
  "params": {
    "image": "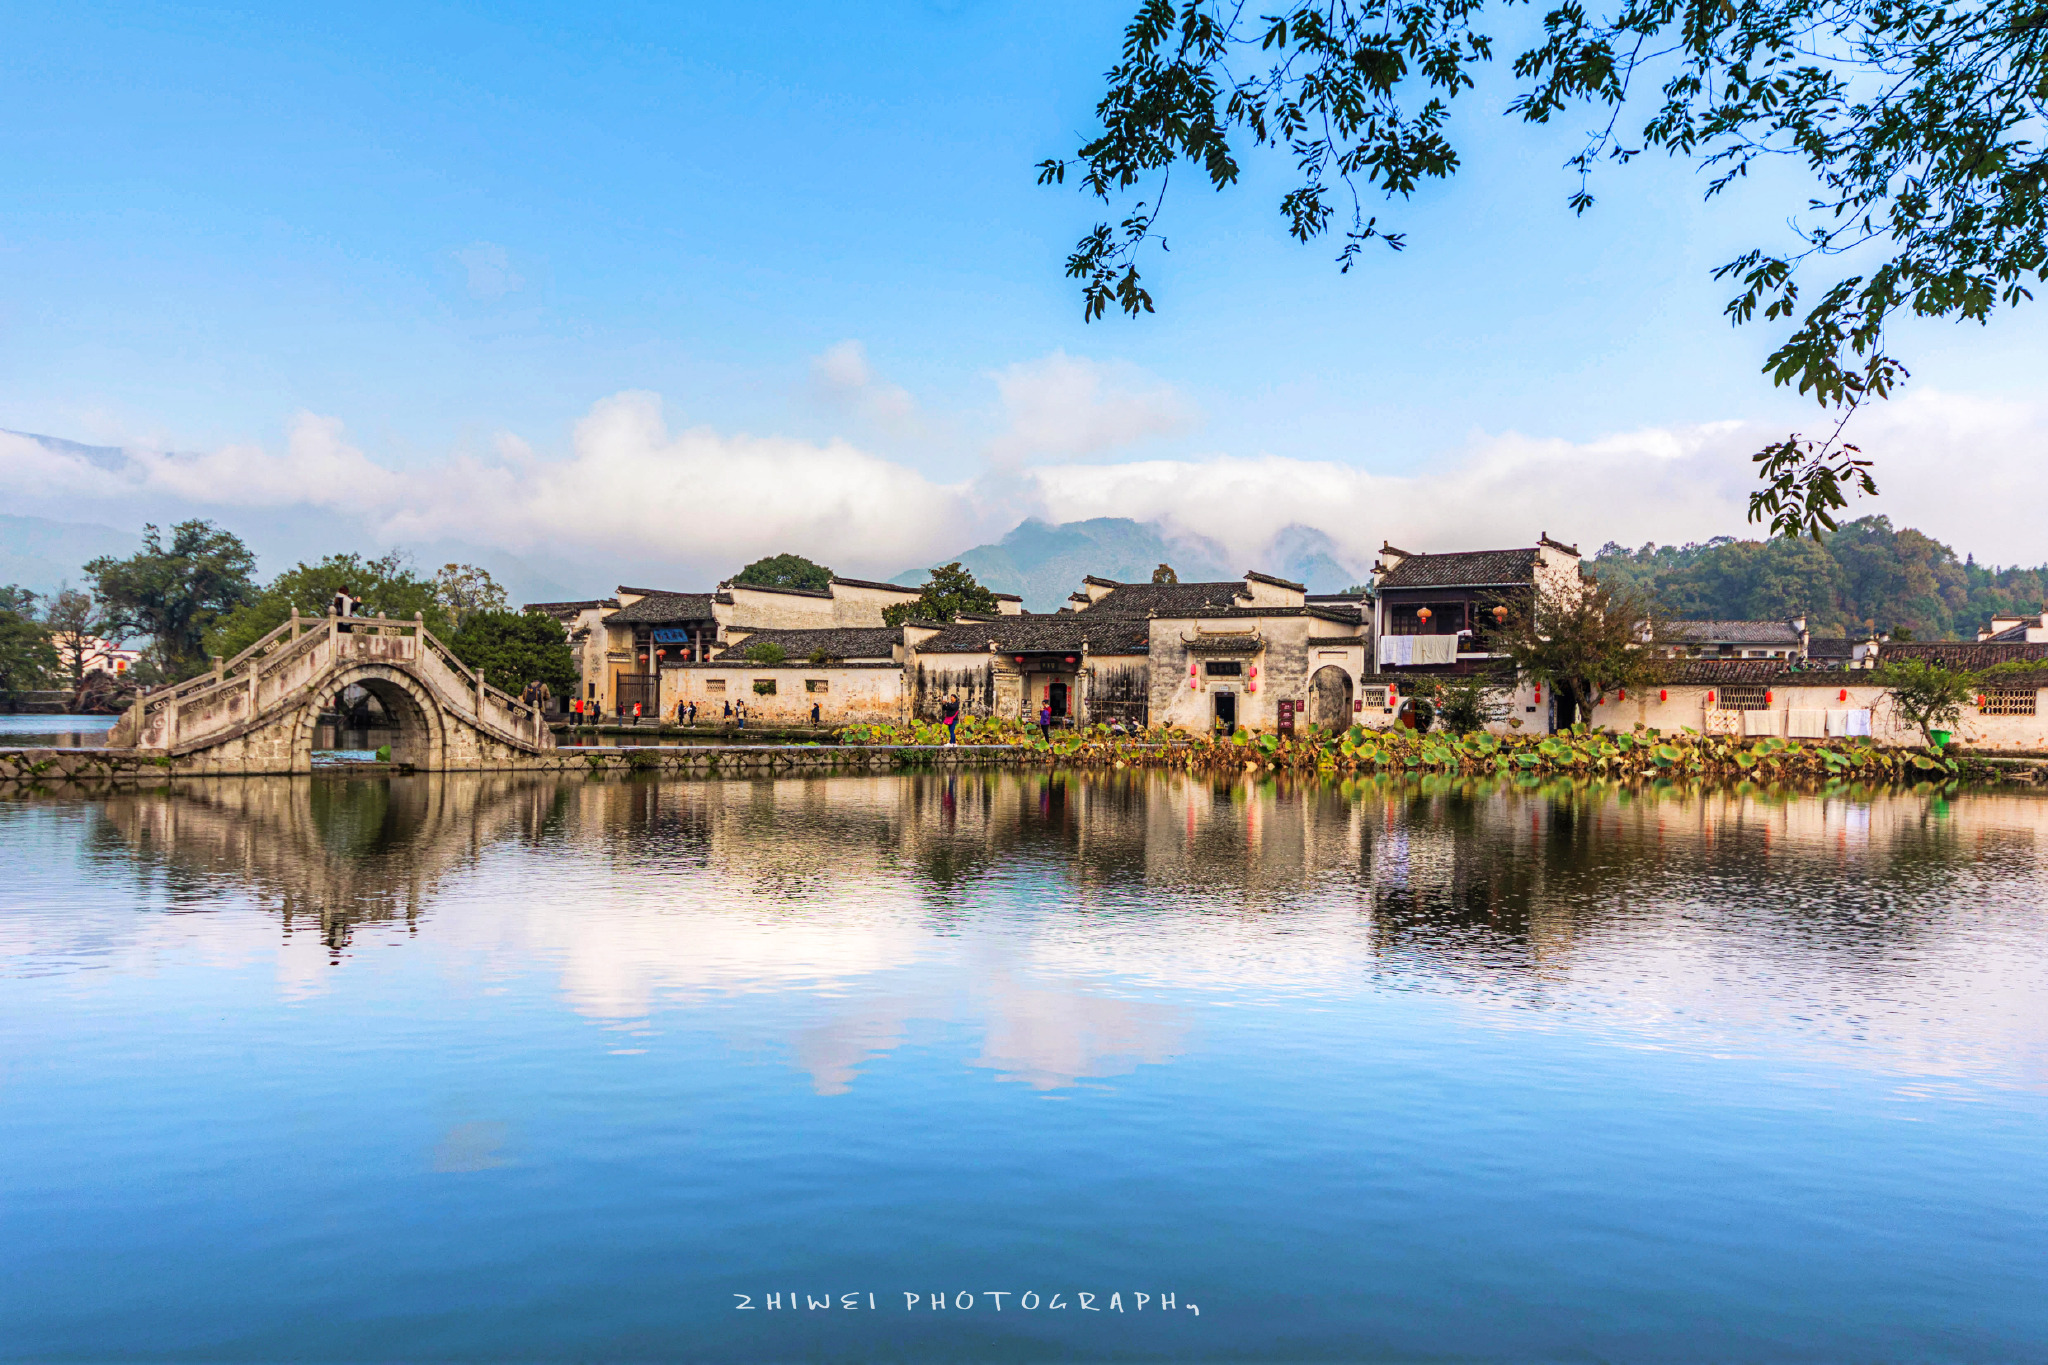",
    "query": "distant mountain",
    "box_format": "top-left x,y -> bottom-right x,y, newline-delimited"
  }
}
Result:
903,517 -> 1364,611
0,514 -> 138,601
